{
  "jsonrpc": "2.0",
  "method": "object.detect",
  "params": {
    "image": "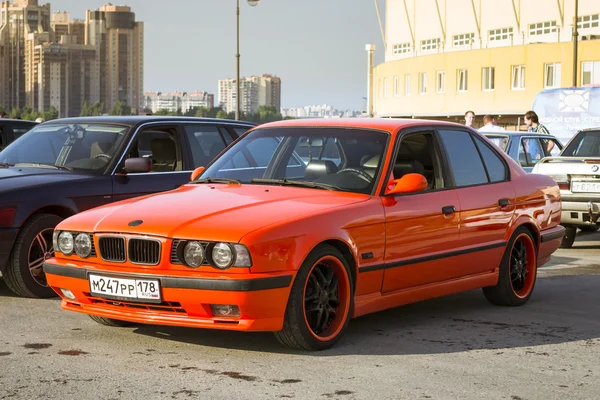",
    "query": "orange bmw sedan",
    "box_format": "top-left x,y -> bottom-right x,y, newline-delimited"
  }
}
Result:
43,118 -> 565,350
